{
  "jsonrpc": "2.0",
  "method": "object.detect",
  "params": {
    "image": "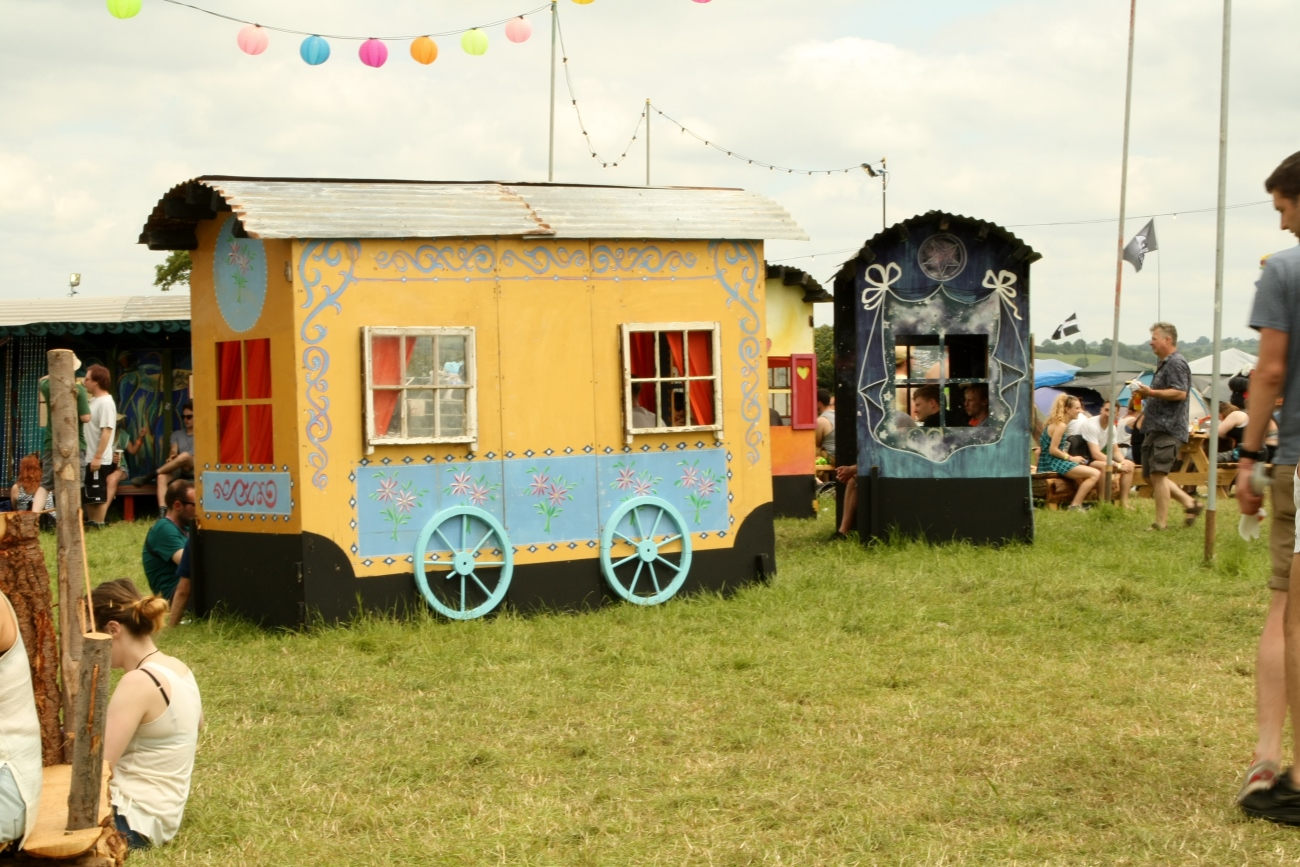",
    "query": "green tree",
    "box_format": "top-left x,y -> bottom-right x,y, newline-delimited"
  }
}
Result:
154,250 -> 191,291
814,325 -> 834,393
